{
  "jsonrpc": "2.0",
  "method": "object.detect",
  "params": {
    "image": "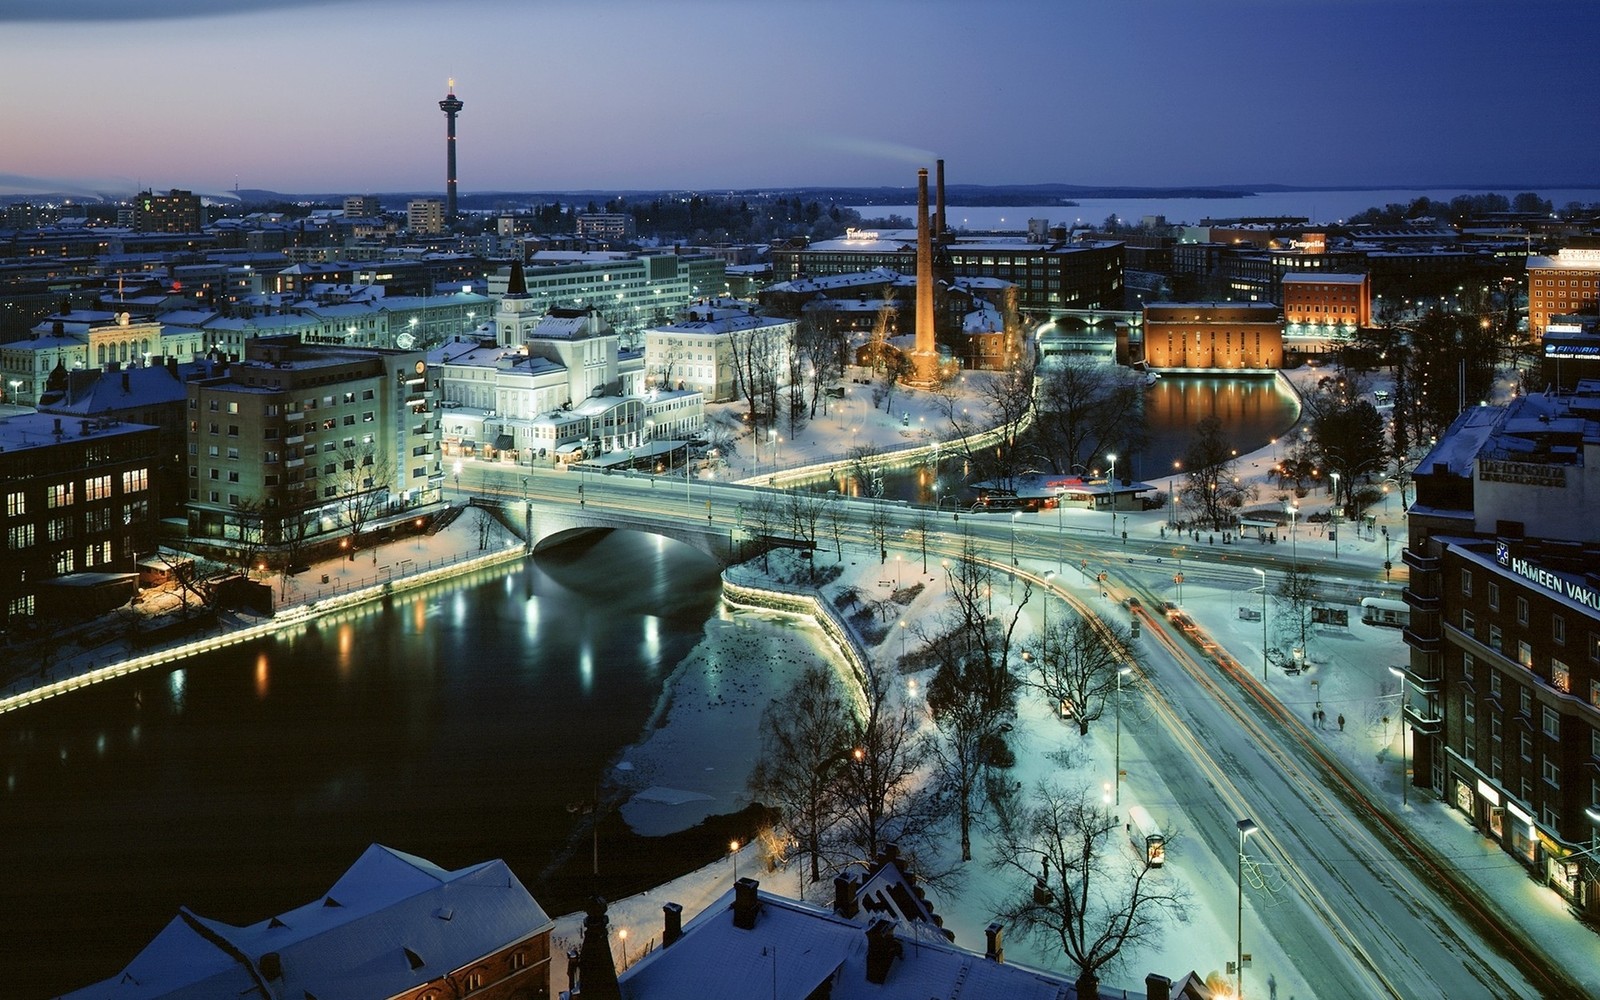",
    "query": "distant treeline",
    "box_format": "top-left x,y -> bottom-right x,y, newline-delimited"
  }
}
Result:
1348,191 -> 1600,225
